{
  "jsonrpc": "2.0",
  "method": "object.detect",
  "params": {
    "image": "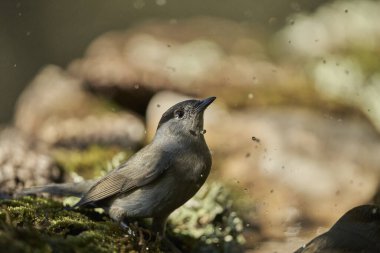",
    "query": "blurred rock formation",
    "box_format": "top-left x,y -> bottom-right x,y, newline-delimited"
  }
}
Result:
15,65 -> 145,148
0,128 -> 63,194
68,17 -> 313,110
